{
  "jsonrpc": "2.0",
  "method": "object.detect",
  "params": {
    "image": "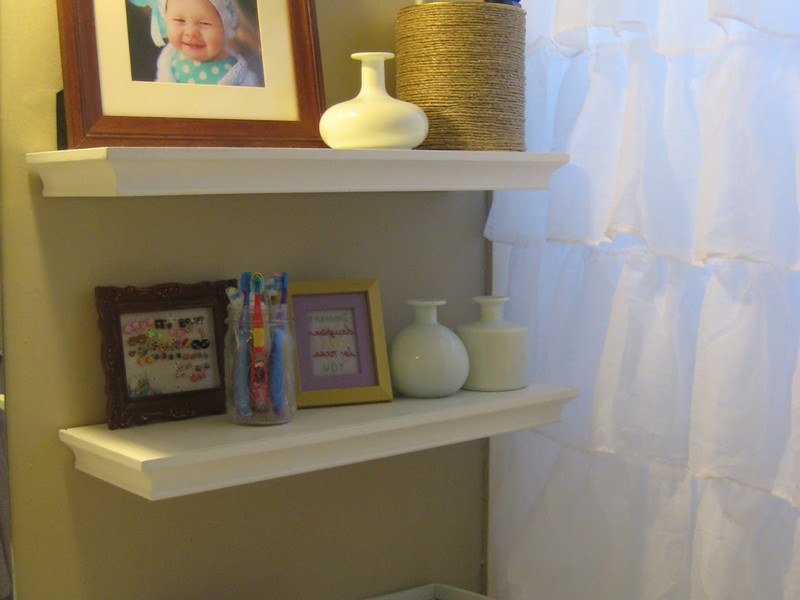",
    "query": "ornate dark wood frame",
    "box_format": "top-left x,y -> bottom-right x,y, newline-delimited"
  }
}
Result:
95,280 -> 235,429
56,0 -> 326,148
